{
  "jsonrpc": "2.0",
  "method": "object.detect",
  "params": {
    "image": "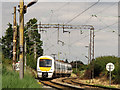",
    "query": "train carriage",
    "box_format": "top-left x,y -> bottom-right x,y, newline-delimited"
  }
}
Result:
37,56 -> 72,78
